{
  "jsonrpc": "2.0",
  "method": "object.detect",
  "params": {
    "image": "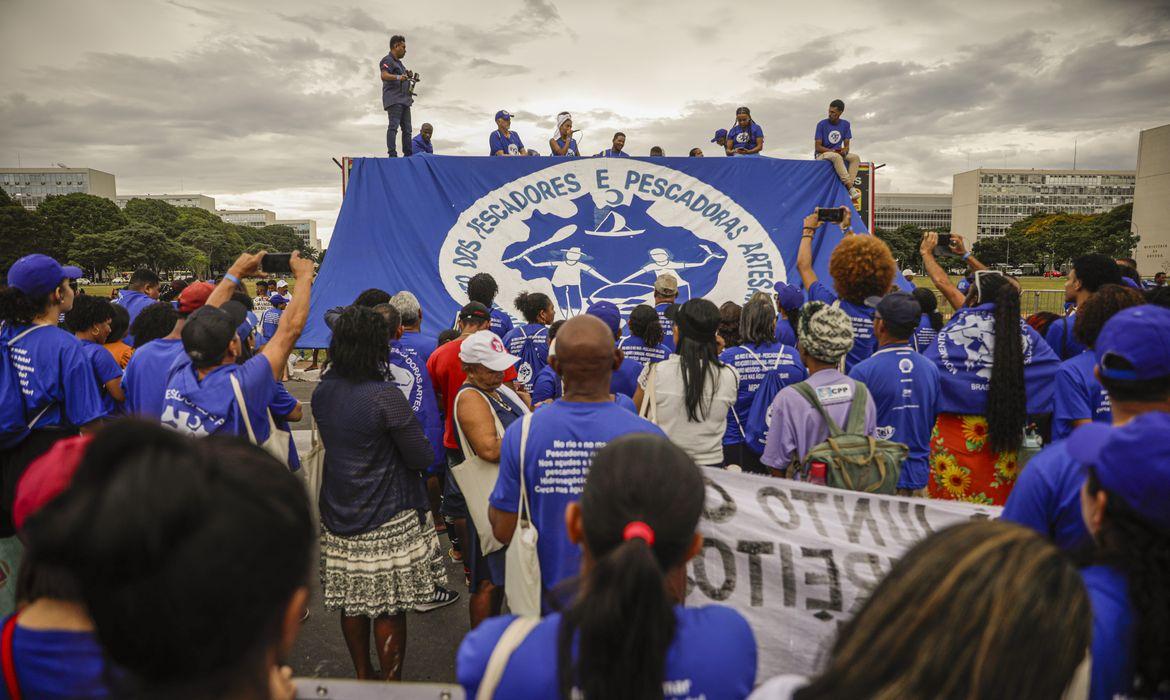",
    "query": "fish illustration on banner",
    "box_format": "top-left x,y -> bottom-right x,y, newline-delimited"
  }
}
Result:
301,156 -> 867,347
